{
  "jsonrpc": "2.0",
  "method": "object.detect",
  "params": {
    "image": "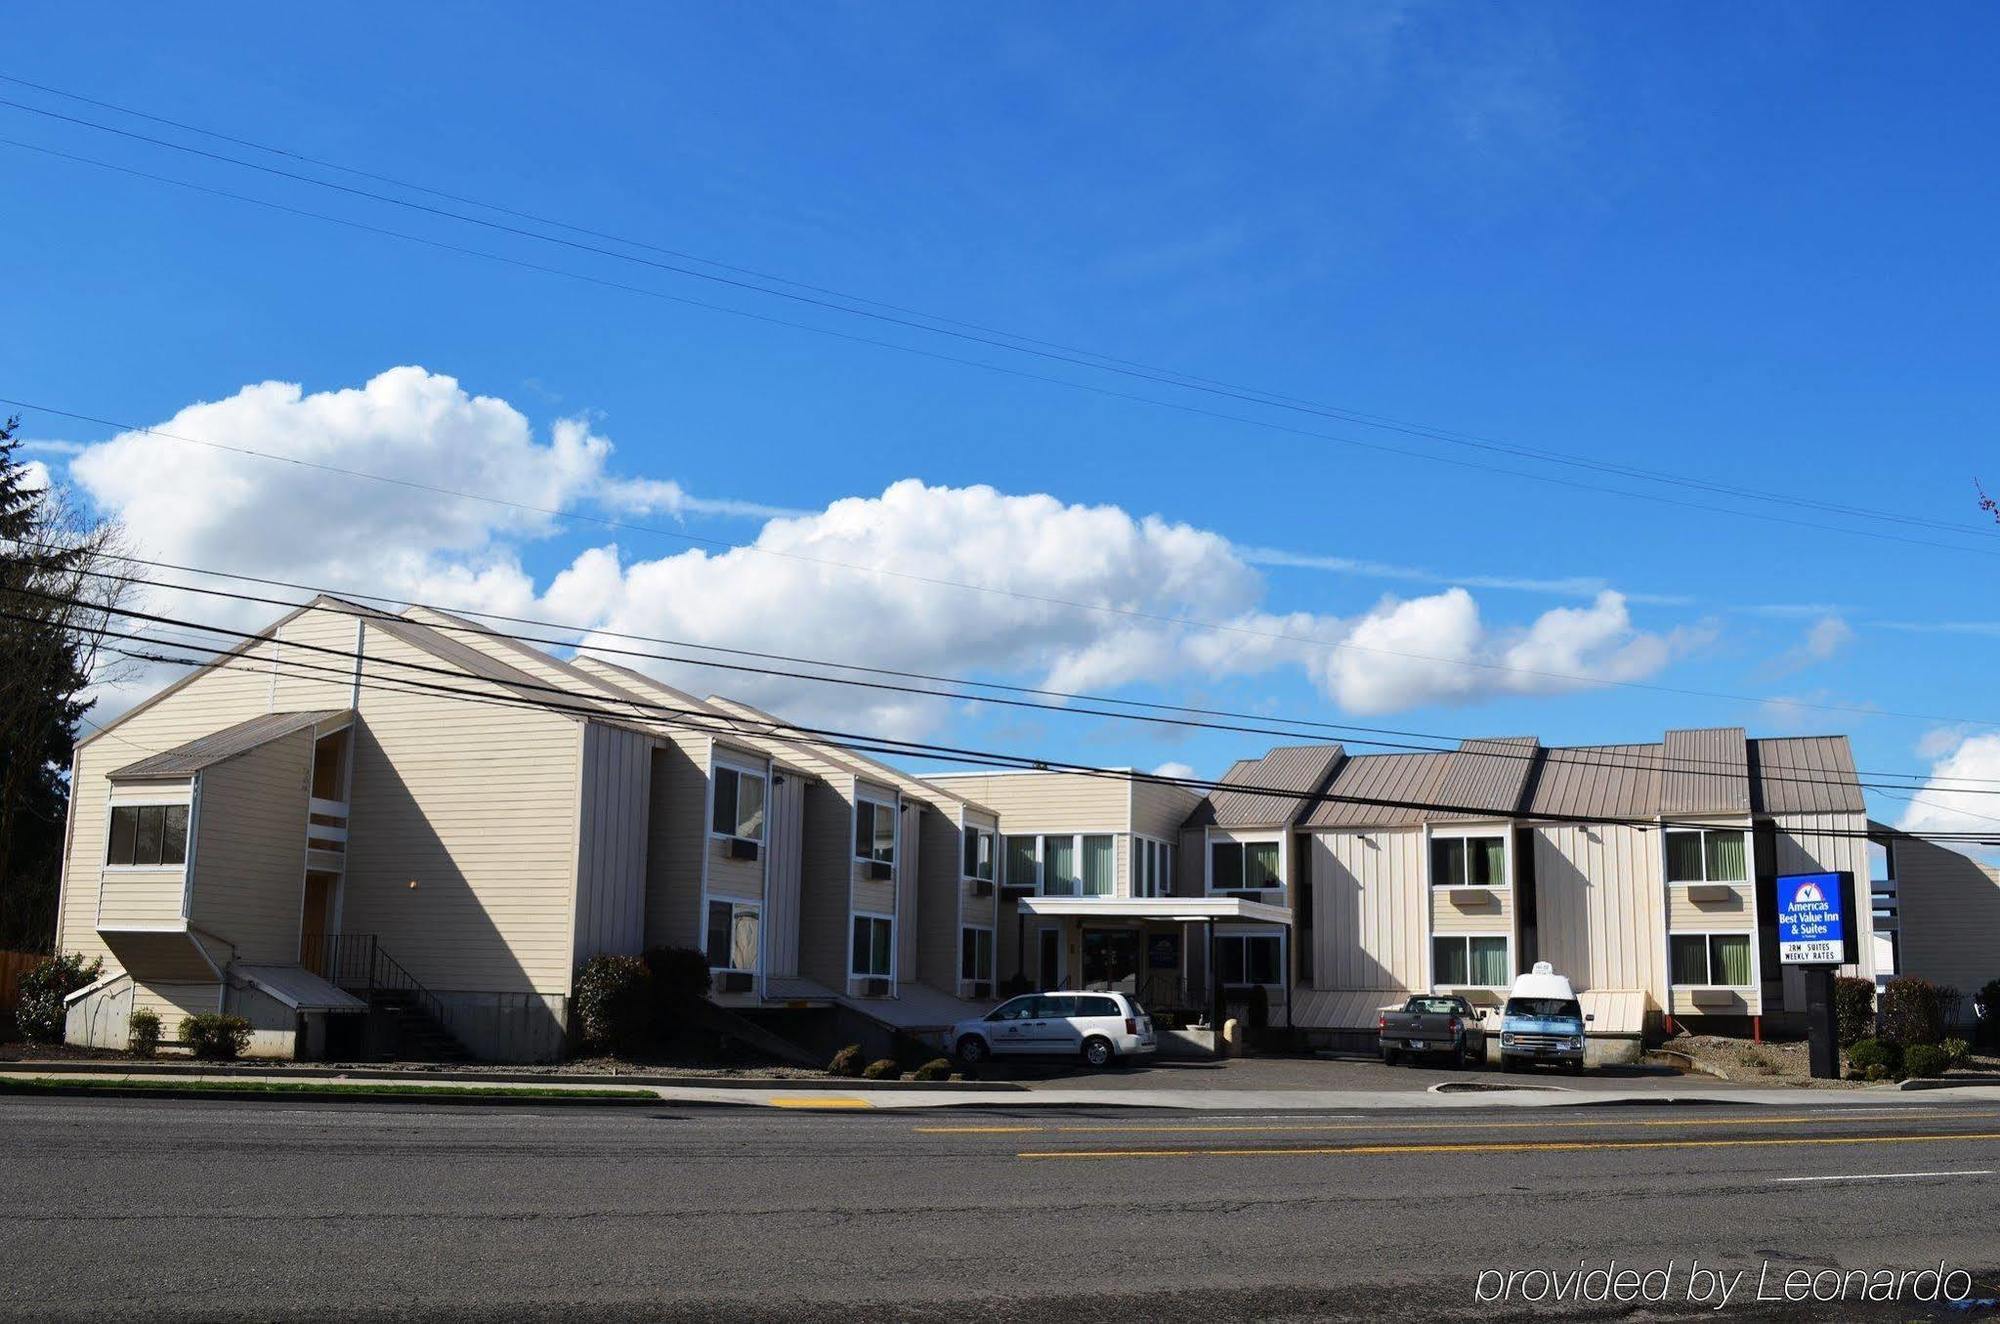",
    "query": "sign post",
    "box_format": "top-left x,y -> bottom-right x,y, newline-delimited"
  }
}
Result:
1776,871 -> 1857,1080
